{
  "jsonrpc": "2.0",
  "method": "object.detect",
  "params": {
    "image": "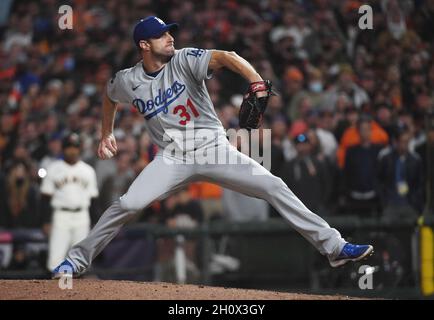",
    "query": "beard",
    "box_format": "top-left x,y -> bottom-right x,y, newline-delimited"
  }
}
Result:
152,46 -> 175,62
